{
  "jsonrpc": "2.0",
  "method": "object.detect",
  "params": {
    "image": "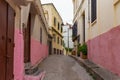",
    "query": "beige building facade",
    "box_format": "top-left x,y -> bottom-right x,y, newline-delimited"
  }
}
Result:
73,0 -> 120,43
42,3 -> 63,55
72,0 -> 120,77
